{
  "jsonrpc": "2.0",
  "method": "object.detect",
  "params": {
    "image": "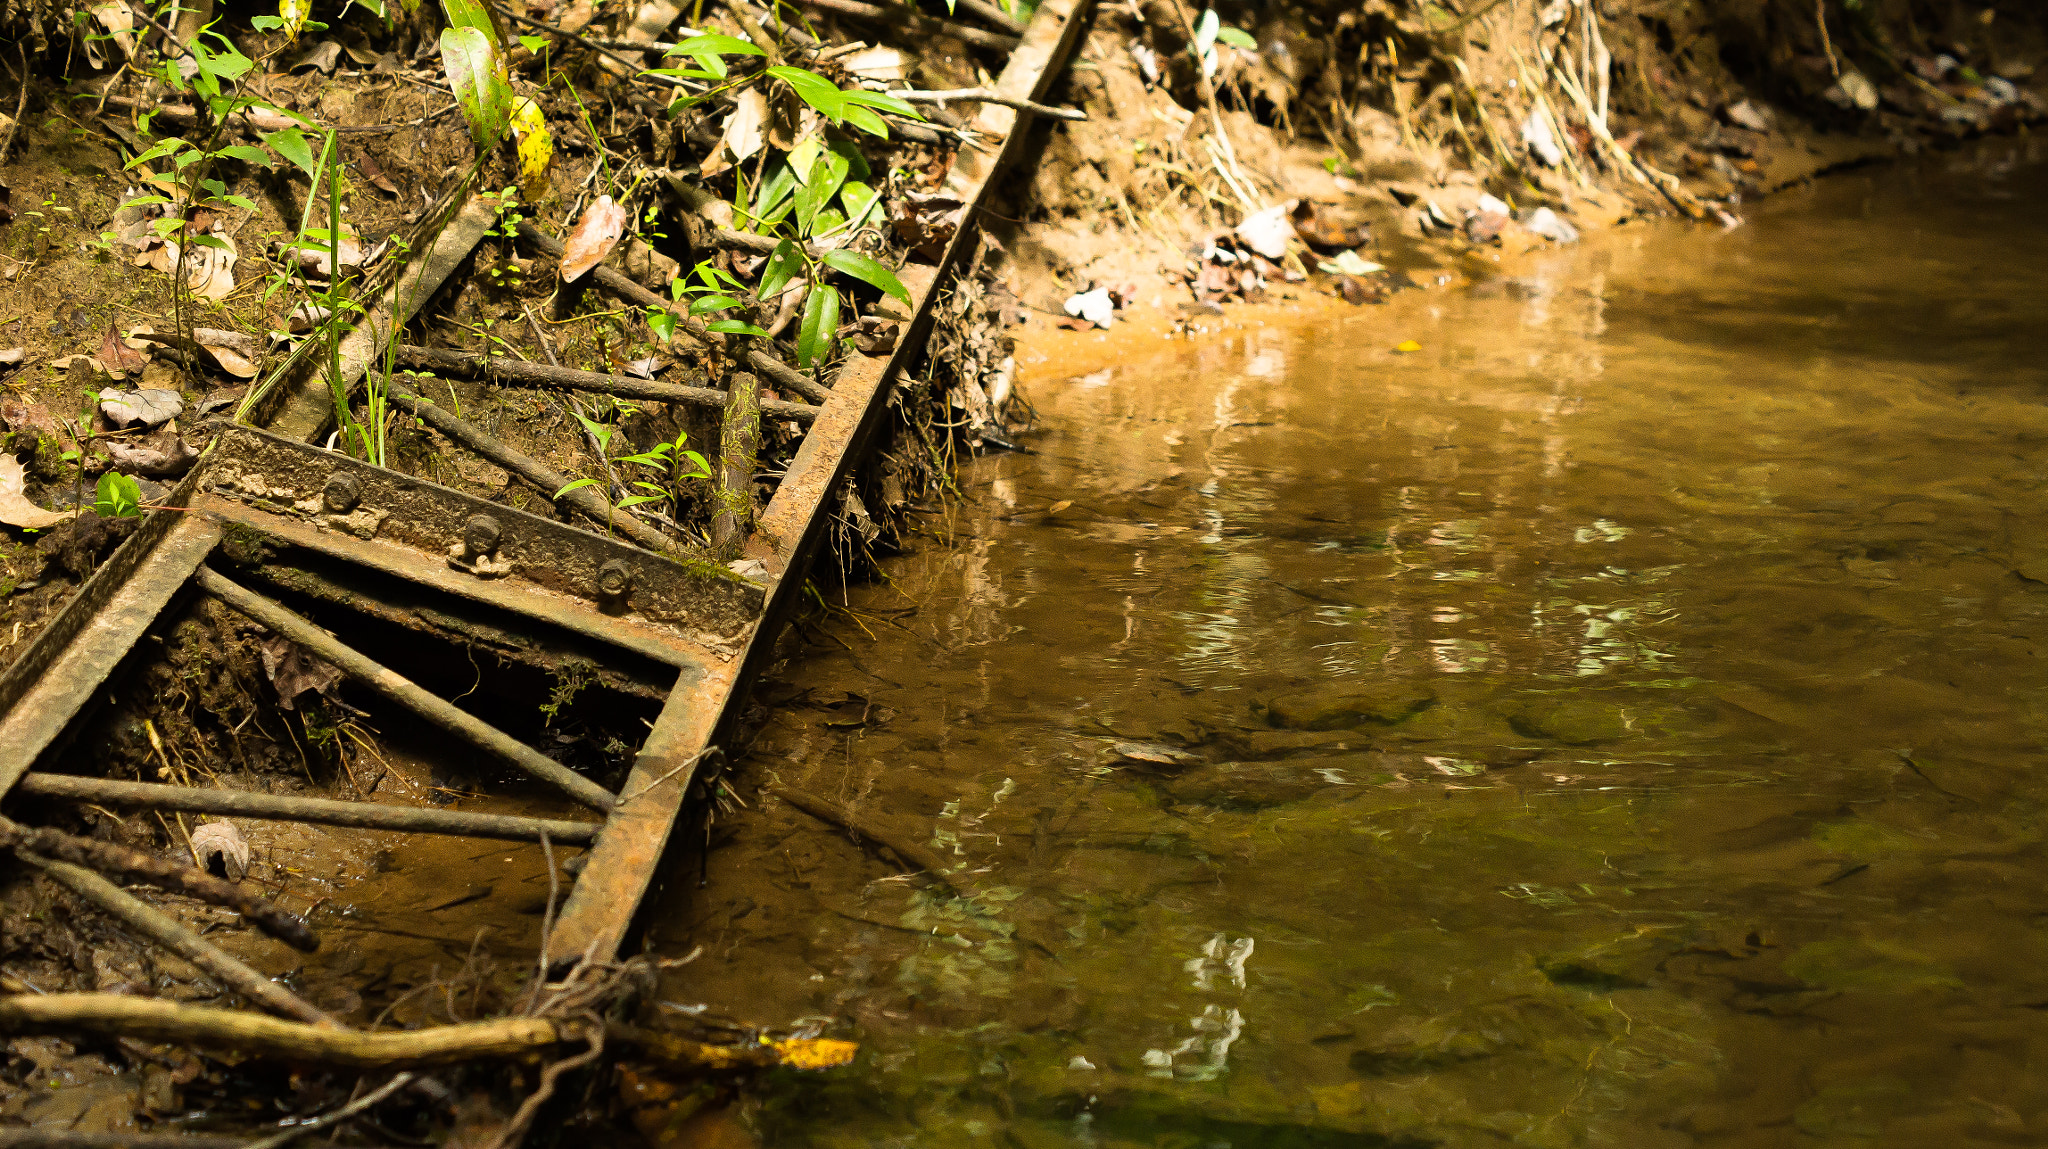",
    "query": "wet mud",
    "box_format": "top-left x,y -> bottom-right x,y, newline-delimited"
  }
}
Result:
662,142 -> 2048,1146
